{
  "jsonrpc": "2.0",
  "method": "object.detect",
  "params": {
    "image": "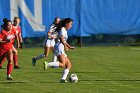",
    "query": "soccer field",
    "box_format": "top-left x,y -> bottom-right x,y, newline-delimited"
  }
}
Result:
0,46 -> 140,93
